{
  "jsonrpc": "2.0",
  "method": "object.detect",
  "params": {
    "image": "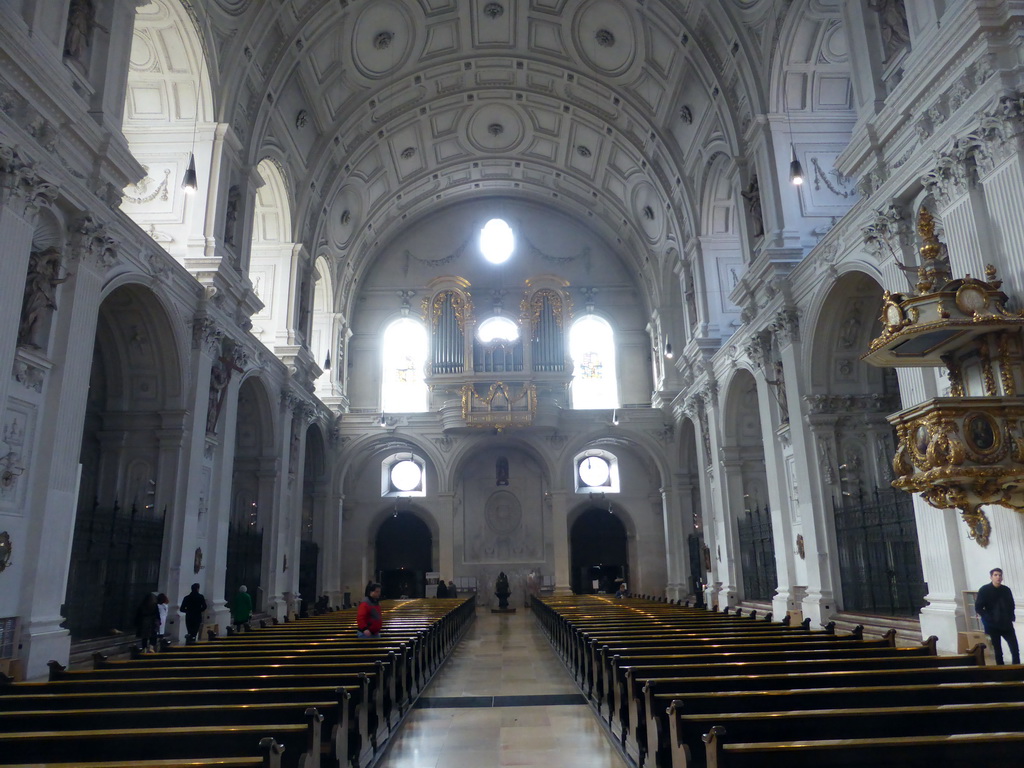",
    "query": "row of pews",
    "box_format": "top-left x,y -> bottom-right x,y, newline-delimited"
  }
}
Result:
0,595 -> 476,768
534,595 -> 1024,768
